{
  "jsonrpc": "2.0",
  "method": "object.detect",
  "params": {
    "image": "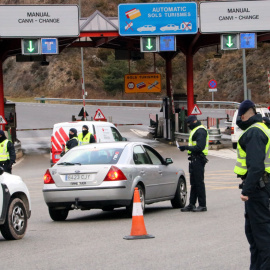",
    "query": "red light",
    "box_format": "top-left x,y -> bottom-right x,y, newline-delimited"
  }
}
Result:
44,169 -> 55,184
104,166 -> 127,181
231,127 -> 234,134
